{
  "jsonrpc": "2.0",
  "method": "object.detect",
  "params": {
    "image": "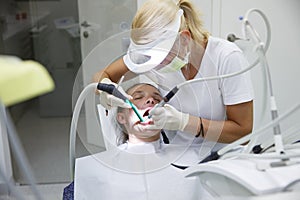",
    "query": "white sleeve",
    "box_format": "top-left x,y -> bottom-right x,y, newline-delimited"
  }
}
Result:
219,51 -> 254,105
